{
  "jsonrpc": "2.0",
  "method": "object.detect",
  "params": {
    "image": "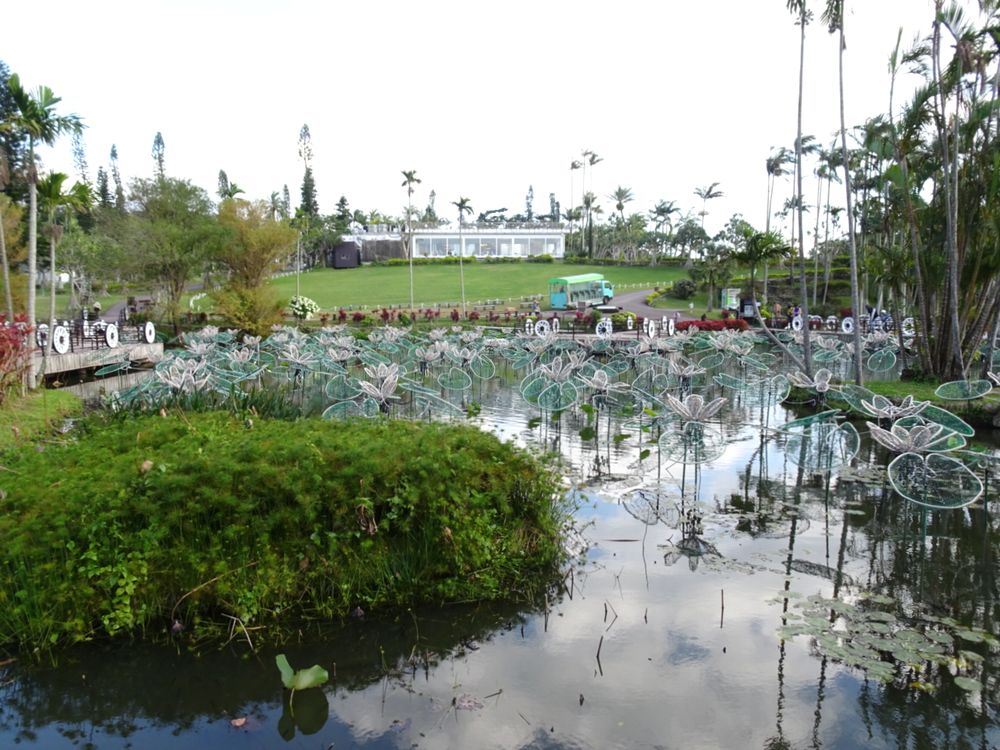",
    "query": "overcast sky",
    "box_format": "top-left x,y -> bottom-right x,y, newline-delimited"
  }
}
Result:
5,0 -> 950,236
